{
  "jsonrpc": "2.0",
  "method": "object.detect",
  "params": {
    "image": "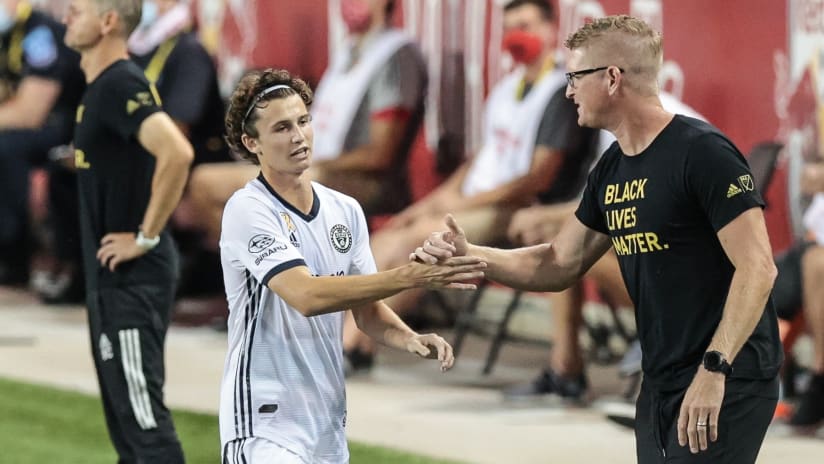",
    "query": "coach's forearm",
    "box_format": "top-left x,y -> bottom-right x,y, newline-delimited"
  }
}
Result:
467,243 -> 576,292
707,263 -> 777,362
141,156 -> 191,237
